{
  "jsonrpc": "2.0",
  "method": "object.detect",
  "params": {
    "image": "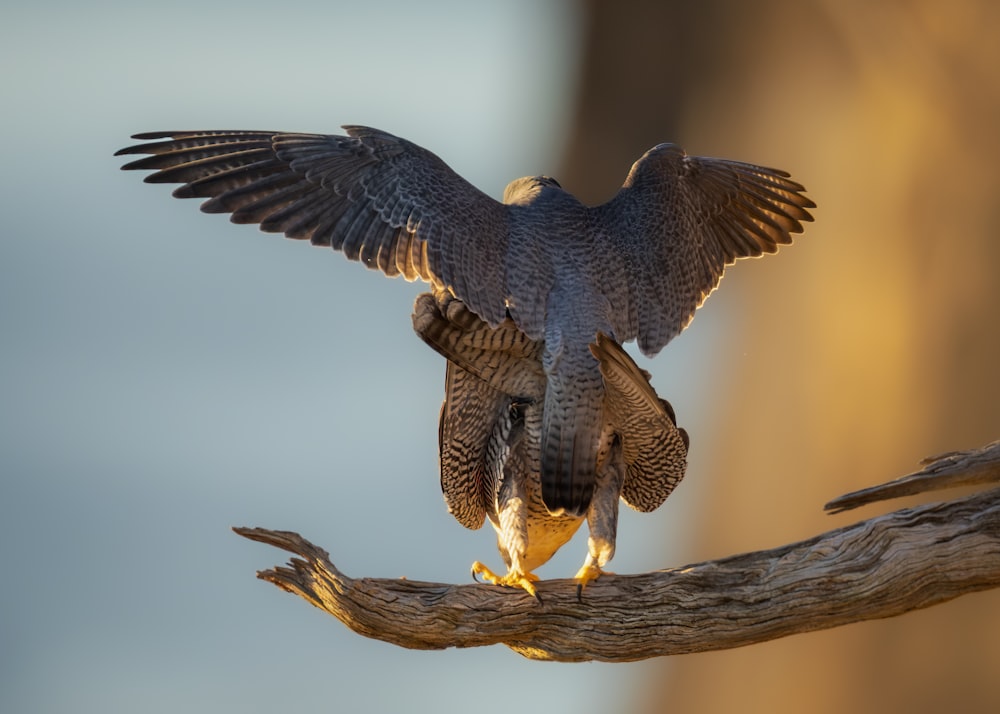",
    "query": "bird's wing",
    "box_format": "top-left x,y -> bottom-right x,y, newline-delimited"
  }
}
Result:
412,291 -> 544,530
590,333 -> 688,512
117,127 -> 512,327
437,360 -> 507,529
596,144 -> 814,356
411,291 -> 544,399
